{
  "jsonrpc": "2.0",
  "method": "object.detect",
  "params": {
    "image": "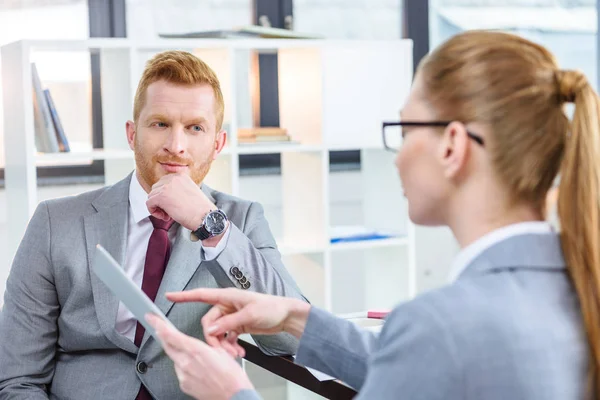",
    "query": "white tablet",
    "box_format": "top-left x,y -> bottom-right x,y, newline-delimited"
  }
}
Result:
92,244 -> 177,340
